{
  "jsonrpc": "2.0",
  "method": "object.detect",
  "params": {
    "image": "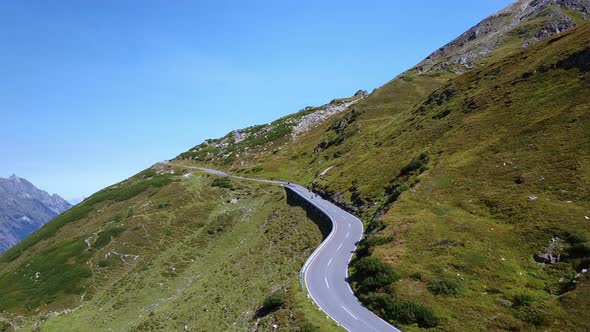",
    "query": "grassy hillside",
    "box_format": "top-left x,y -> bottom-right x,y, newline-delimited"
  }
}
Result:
2,2 -> 589,331
176,22 -> 590,330
0,165 -> 341,331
